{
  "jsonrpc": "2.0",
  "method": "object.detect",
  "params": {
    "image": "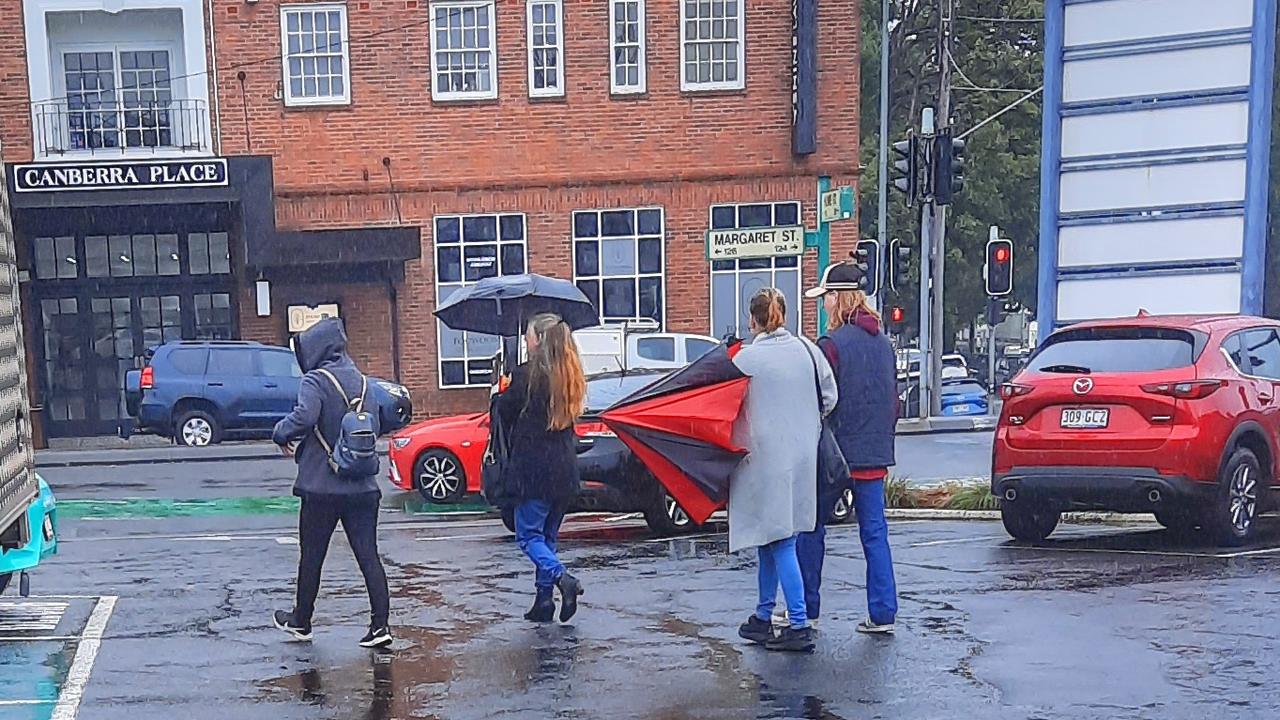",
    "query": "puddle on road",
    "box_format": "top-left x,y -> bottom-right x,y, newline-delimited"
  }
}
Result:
58,496 -> 299,520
